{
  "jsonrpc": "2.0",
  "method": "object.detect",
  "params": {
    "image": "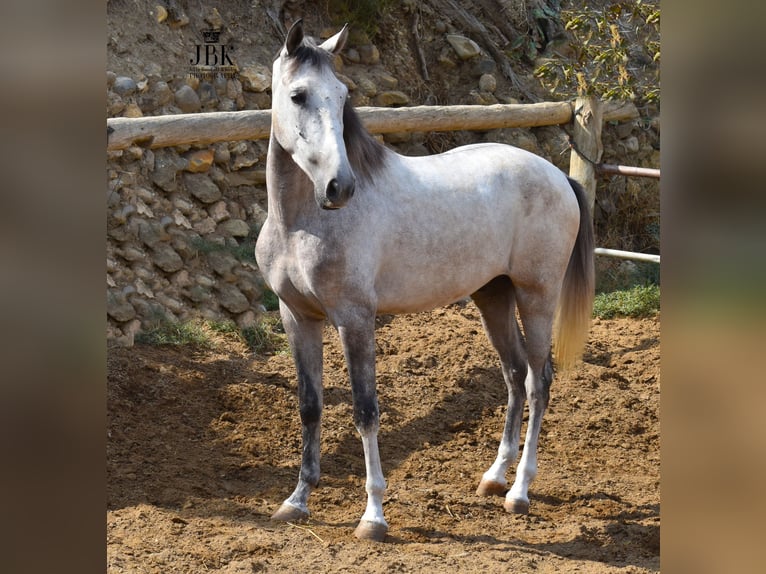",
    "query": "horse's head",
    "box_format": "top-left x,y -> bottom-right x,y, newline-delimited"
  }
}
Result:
272,20 -> 355,210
